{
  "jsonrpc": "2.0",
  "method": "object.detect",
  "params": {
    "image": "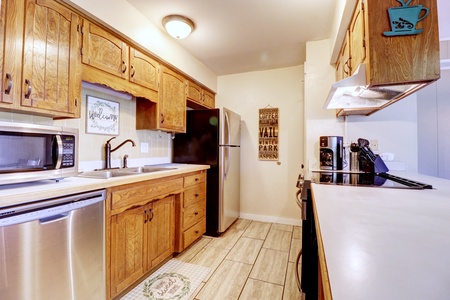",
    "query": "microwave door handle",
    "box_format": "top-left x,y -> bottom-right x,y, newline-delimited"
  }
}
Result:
54,135 -> 63,169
